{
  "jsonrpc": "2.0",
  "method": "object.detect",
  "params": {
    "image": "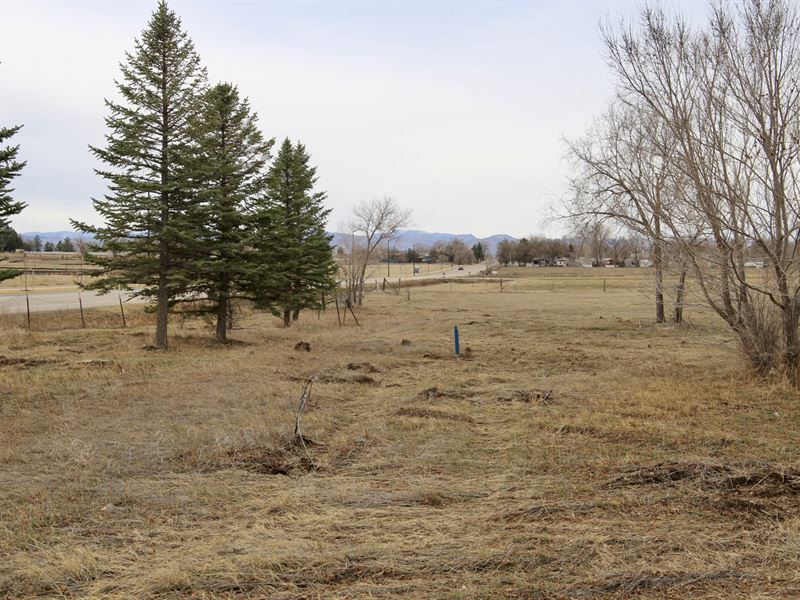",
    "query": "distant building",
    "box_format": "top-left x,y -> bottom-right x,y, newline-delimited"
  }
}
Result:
744,260 -> 765,268
555,257 -> 569,267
